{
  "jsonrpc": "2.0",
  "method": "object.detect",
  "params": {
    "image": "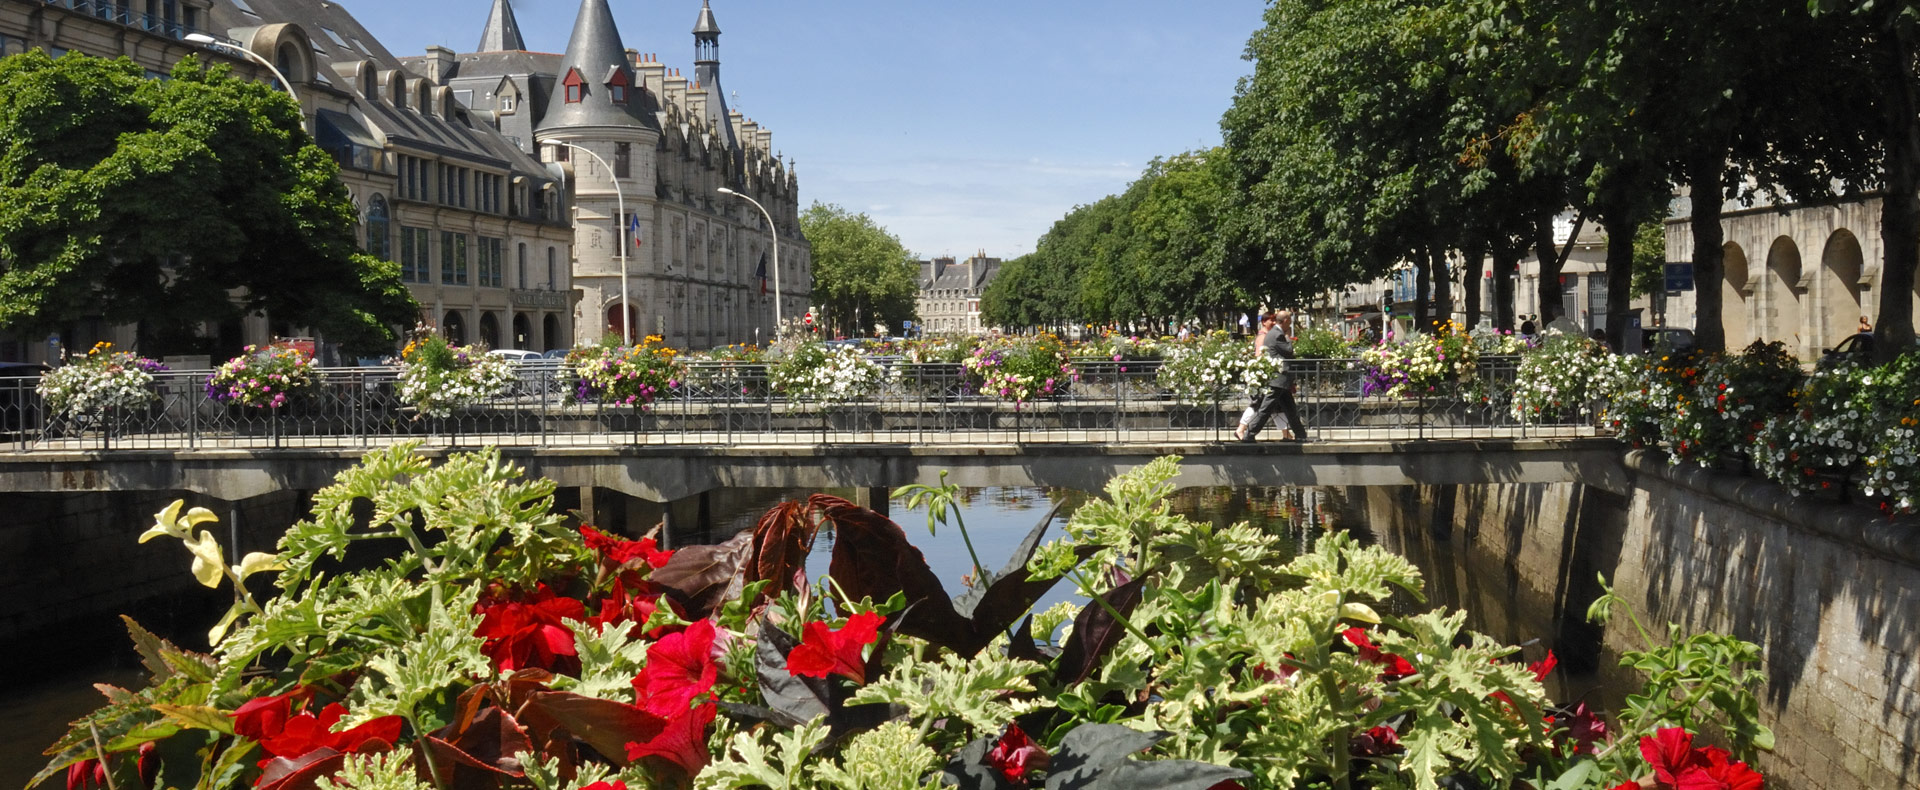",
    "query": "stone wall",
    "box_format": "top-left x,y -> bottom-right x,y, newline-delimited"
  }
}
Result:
1362,457 -> 1920,790
0,489 -> 311,671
